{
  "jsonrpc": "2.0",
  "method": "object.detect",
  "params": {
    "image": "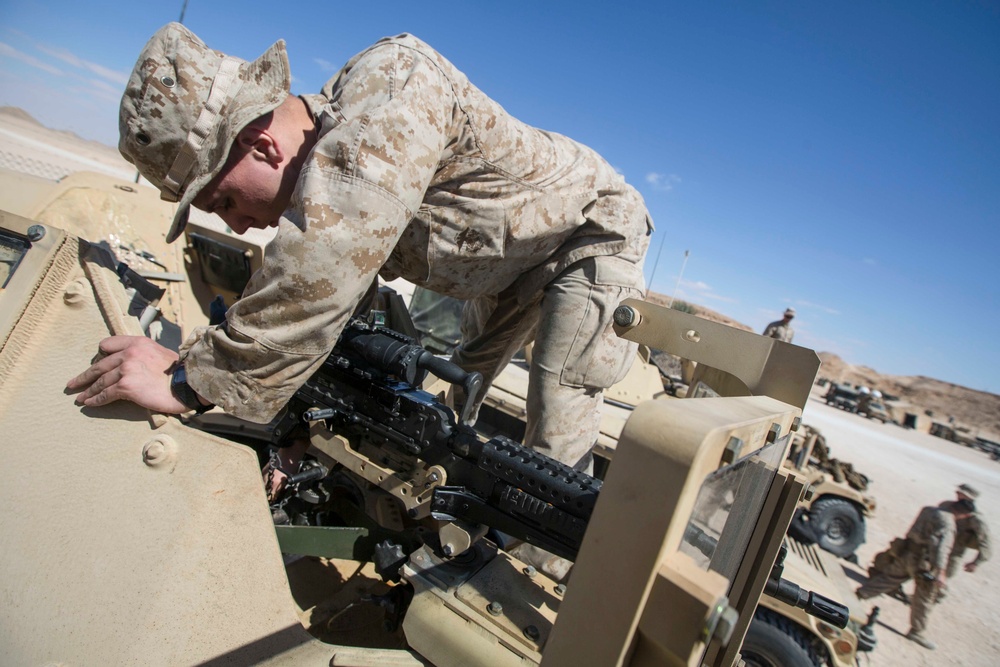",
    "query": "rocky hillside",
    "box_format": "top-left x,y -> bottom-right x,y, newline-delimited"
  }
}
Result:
817,352 -> 1000,440
646,292 -> 1000,440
